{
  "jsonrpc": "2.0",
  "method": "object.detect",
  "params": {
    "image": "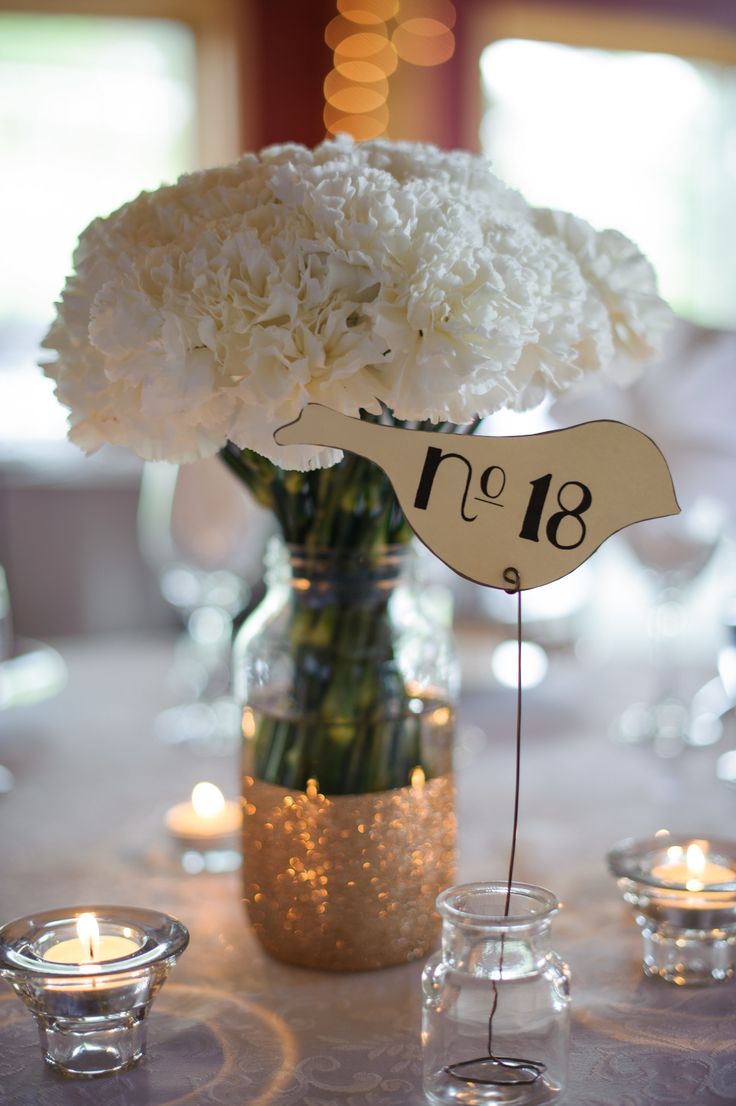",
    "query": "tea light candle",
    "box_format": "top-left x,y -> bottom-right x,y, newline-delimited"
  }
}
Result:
43,912 -> 139,966
651,842 -> 735,892
608,834 -> 736,985
166,781 -> 240,840
166,782 -> 241,873
0,905 -> 188,1077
